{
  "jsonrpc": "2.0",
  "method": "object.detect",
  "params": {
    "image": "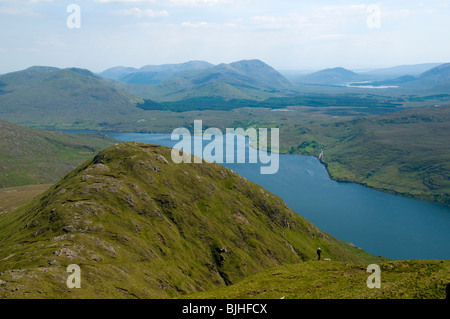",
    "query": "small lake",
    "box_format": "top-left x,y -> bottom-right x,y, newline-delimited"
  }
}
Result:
89,131 -> 450,260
